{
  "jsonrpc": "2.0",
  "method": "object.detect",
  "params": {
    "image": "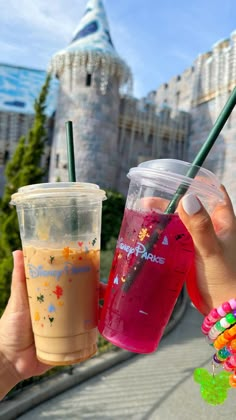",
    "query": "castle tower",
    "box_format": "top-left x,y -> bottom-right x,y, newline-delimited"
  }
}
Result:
49,0 -> 132,187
